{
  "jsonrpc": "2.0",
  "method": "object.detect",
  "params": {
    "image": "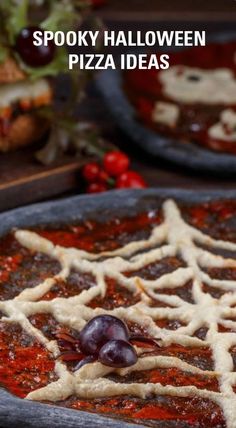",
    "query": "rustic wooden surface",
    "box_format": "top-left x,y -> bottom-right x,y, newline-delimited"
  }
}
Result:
0,2 -> 236,212
99,0 -> 236,21
0,146 -> 87,212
